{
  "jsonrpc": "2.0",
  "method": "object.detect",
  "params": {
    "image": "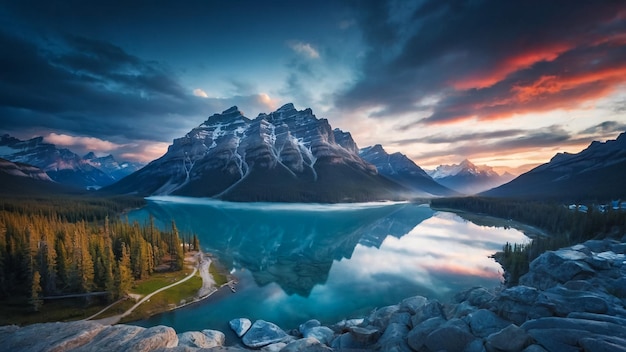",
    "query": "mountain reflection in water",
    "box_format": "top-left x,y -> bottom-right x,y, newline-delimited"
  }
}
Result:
129,197 -> 528,331
132,198 -> 430,296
